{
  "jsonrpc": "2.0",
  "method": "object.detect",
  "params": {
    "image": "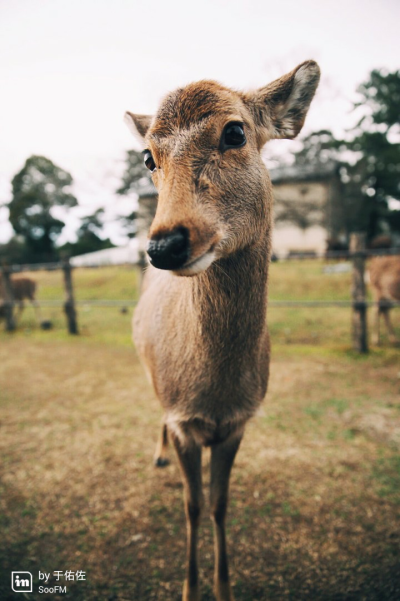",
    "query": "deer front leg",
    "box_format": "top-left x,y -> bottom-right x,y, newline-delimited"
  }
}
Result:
171,431 -> 203,601
154,421 -> 170,467
210,433 -> 243,601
